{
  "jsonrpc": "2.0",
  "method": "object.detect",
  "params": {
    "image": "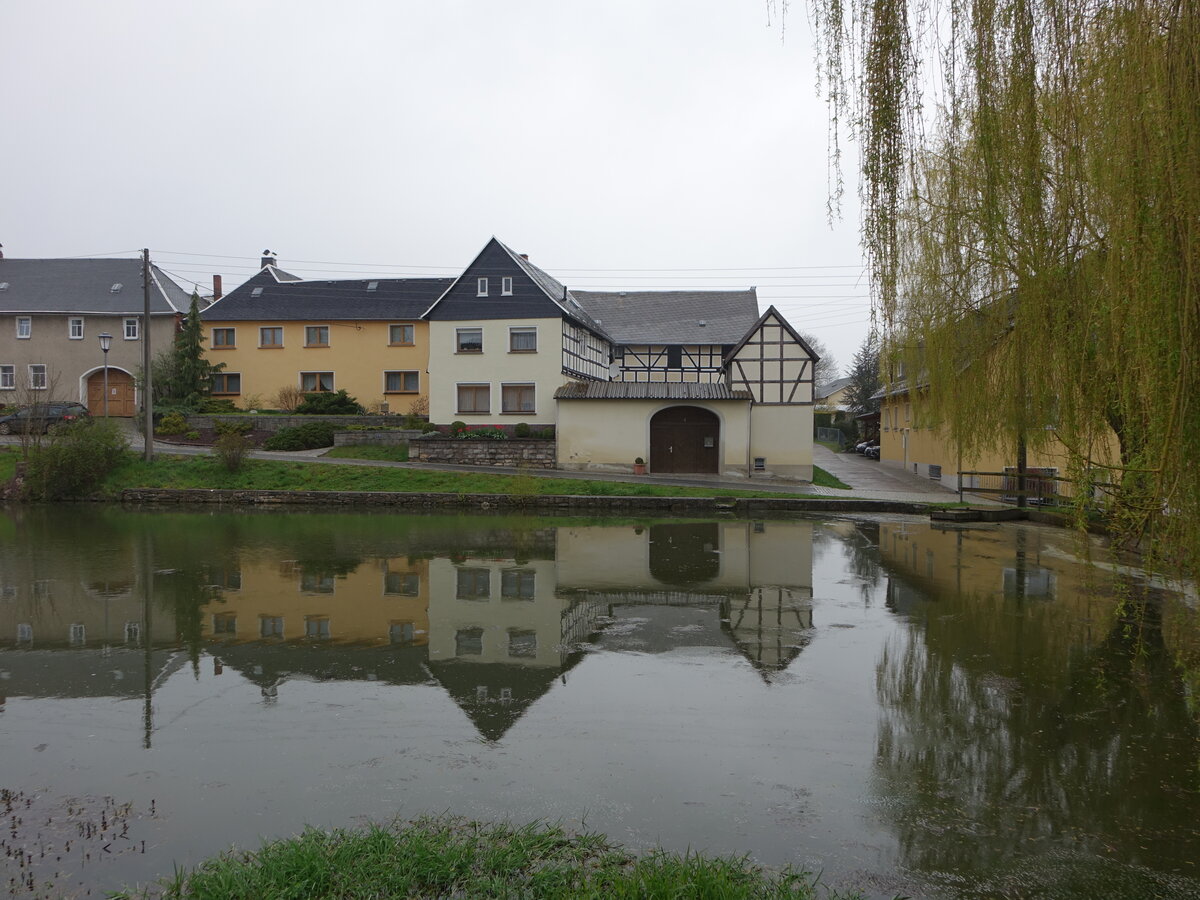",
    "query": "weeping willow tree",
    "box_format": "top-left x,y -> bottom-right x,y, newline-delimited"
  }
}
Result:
800,0 -> 1199,570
